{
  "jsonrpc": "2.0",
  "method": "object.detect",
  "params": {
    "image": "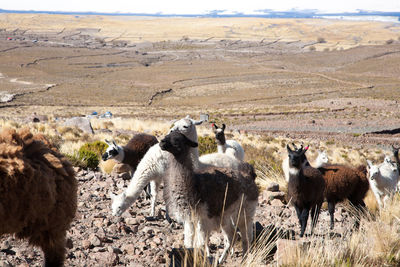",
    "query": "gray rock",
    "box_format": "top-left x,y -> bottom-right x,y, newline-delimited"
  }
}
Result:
89,234 -> 102,247
64,117 -> 94,134
267,182 -> 280,192
0,260 -> 12,267
0,240 -> 10,250
82,239 -> 91,249
121,244 -> 136,254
